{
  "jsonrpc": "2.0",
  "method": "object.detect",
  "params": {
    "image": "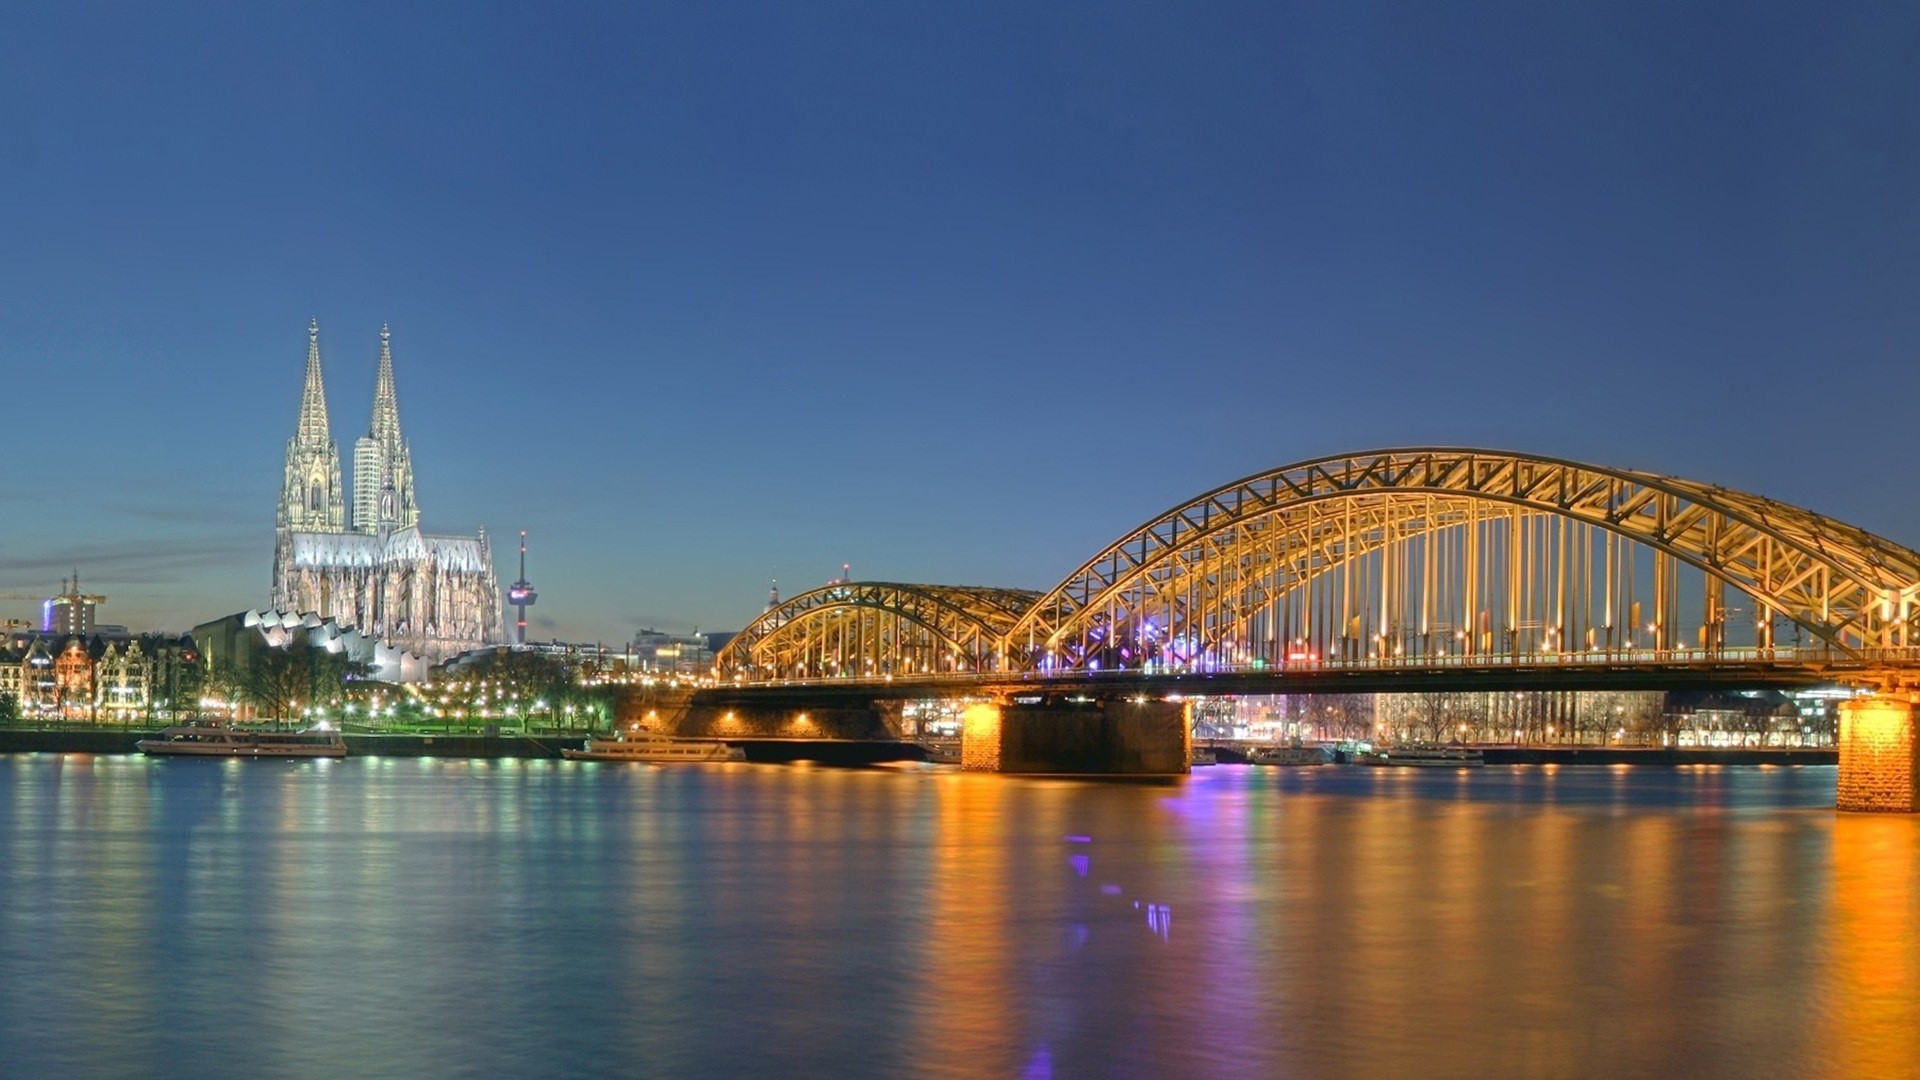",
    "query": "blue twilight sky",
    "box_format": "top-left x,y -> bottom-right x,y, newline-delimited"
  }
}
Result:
1,3 -> 1916,642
